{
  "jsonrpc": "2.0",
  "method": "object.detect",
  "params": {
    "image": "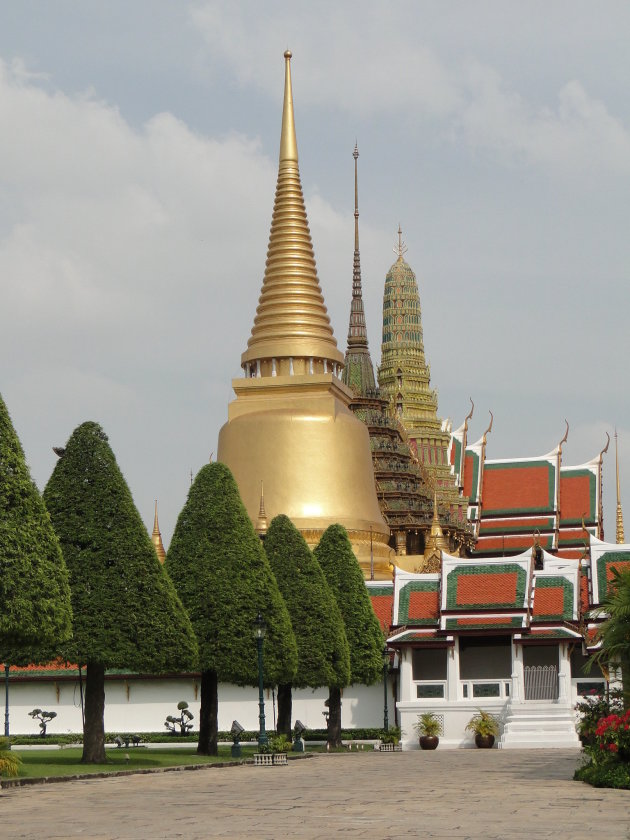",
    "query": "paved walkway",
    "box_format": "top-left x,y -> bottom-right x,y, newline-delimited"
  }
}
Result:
1,750 -> 629,839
